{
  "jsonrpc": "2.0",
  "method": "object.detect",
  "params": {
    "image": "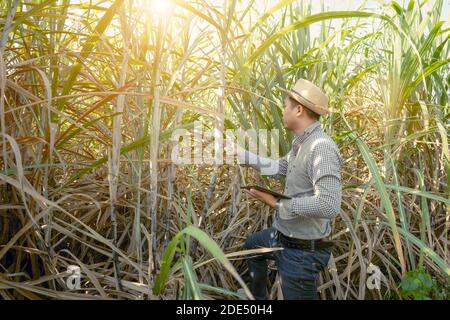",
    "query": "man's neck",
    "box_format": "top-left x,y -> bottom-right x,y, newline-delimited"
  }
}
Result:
292,120 -> 318,136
